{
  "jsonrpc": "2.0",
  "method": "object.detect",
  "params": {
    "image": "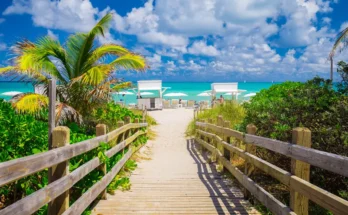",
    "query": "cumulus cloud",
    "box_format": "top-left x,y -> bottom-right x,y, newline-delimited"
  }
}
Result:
188,41 -> 219,56
3,0 -> 343,80
4,0 -> 100,32
0,43 -> 6,51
